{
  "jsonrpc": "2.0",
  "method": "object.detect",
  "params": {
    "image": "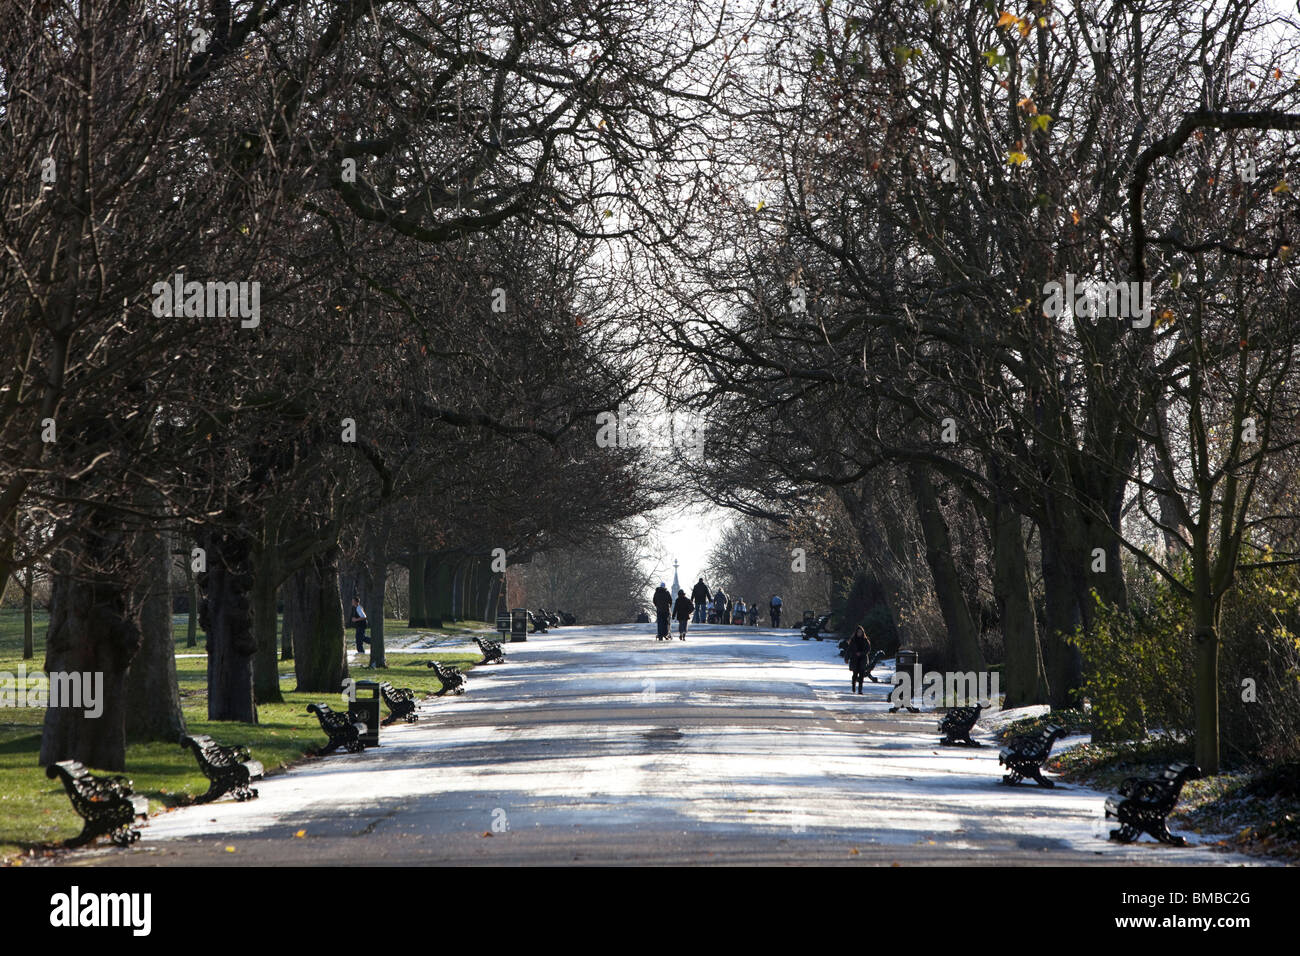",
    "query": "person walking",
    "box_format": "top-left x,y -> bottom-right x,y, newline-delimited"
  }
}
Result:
691,577 -> 711,624
673,589 -> 694,641
714,587 -> 728,625
652,582 -> 673,641
769,594 -> 782,627
349,597 -> 370,656
846,625 -> 871,694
